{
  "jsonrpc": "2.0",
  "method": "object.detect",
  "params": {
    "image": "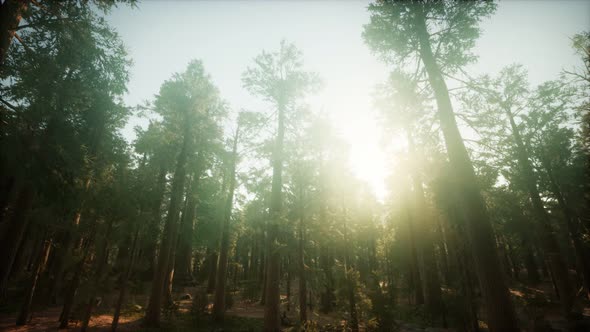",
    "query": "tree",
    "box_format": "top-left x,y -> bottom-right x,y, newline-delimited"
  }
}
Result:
363,2 -> 520,331
144,60 -> 225,327
242,40 -> 320,331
